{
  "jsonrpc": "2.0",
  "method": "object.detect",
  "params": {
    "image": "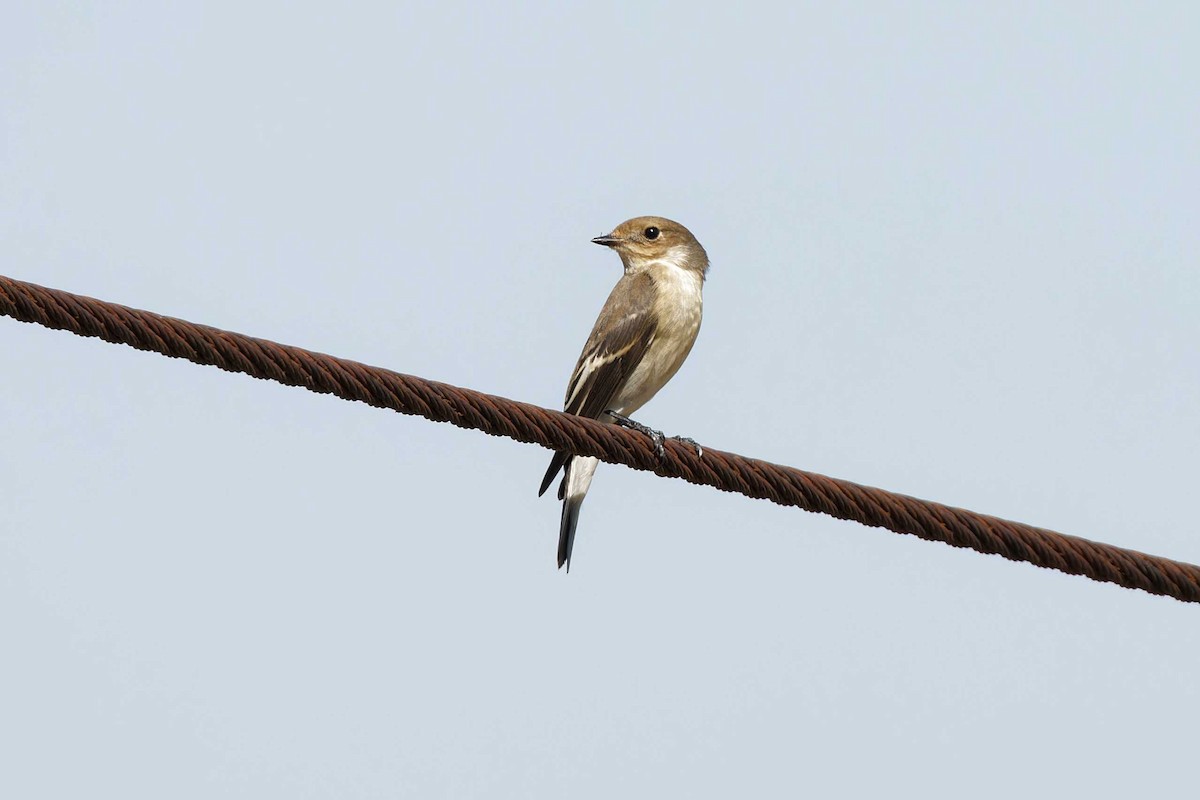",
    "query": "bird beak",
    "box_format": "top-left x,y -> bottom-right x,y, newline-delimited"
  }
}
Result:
591,234 -> 623,248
